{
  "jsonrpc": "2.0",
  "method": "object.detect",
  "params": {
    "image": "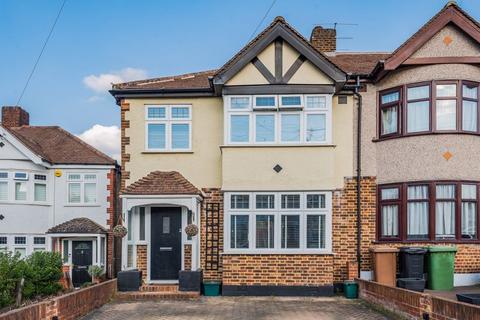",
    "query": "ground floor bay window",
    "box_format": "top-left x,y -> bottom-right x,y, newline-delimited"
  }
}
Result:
224,191 -> 332,253
378,181 -> 479,242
